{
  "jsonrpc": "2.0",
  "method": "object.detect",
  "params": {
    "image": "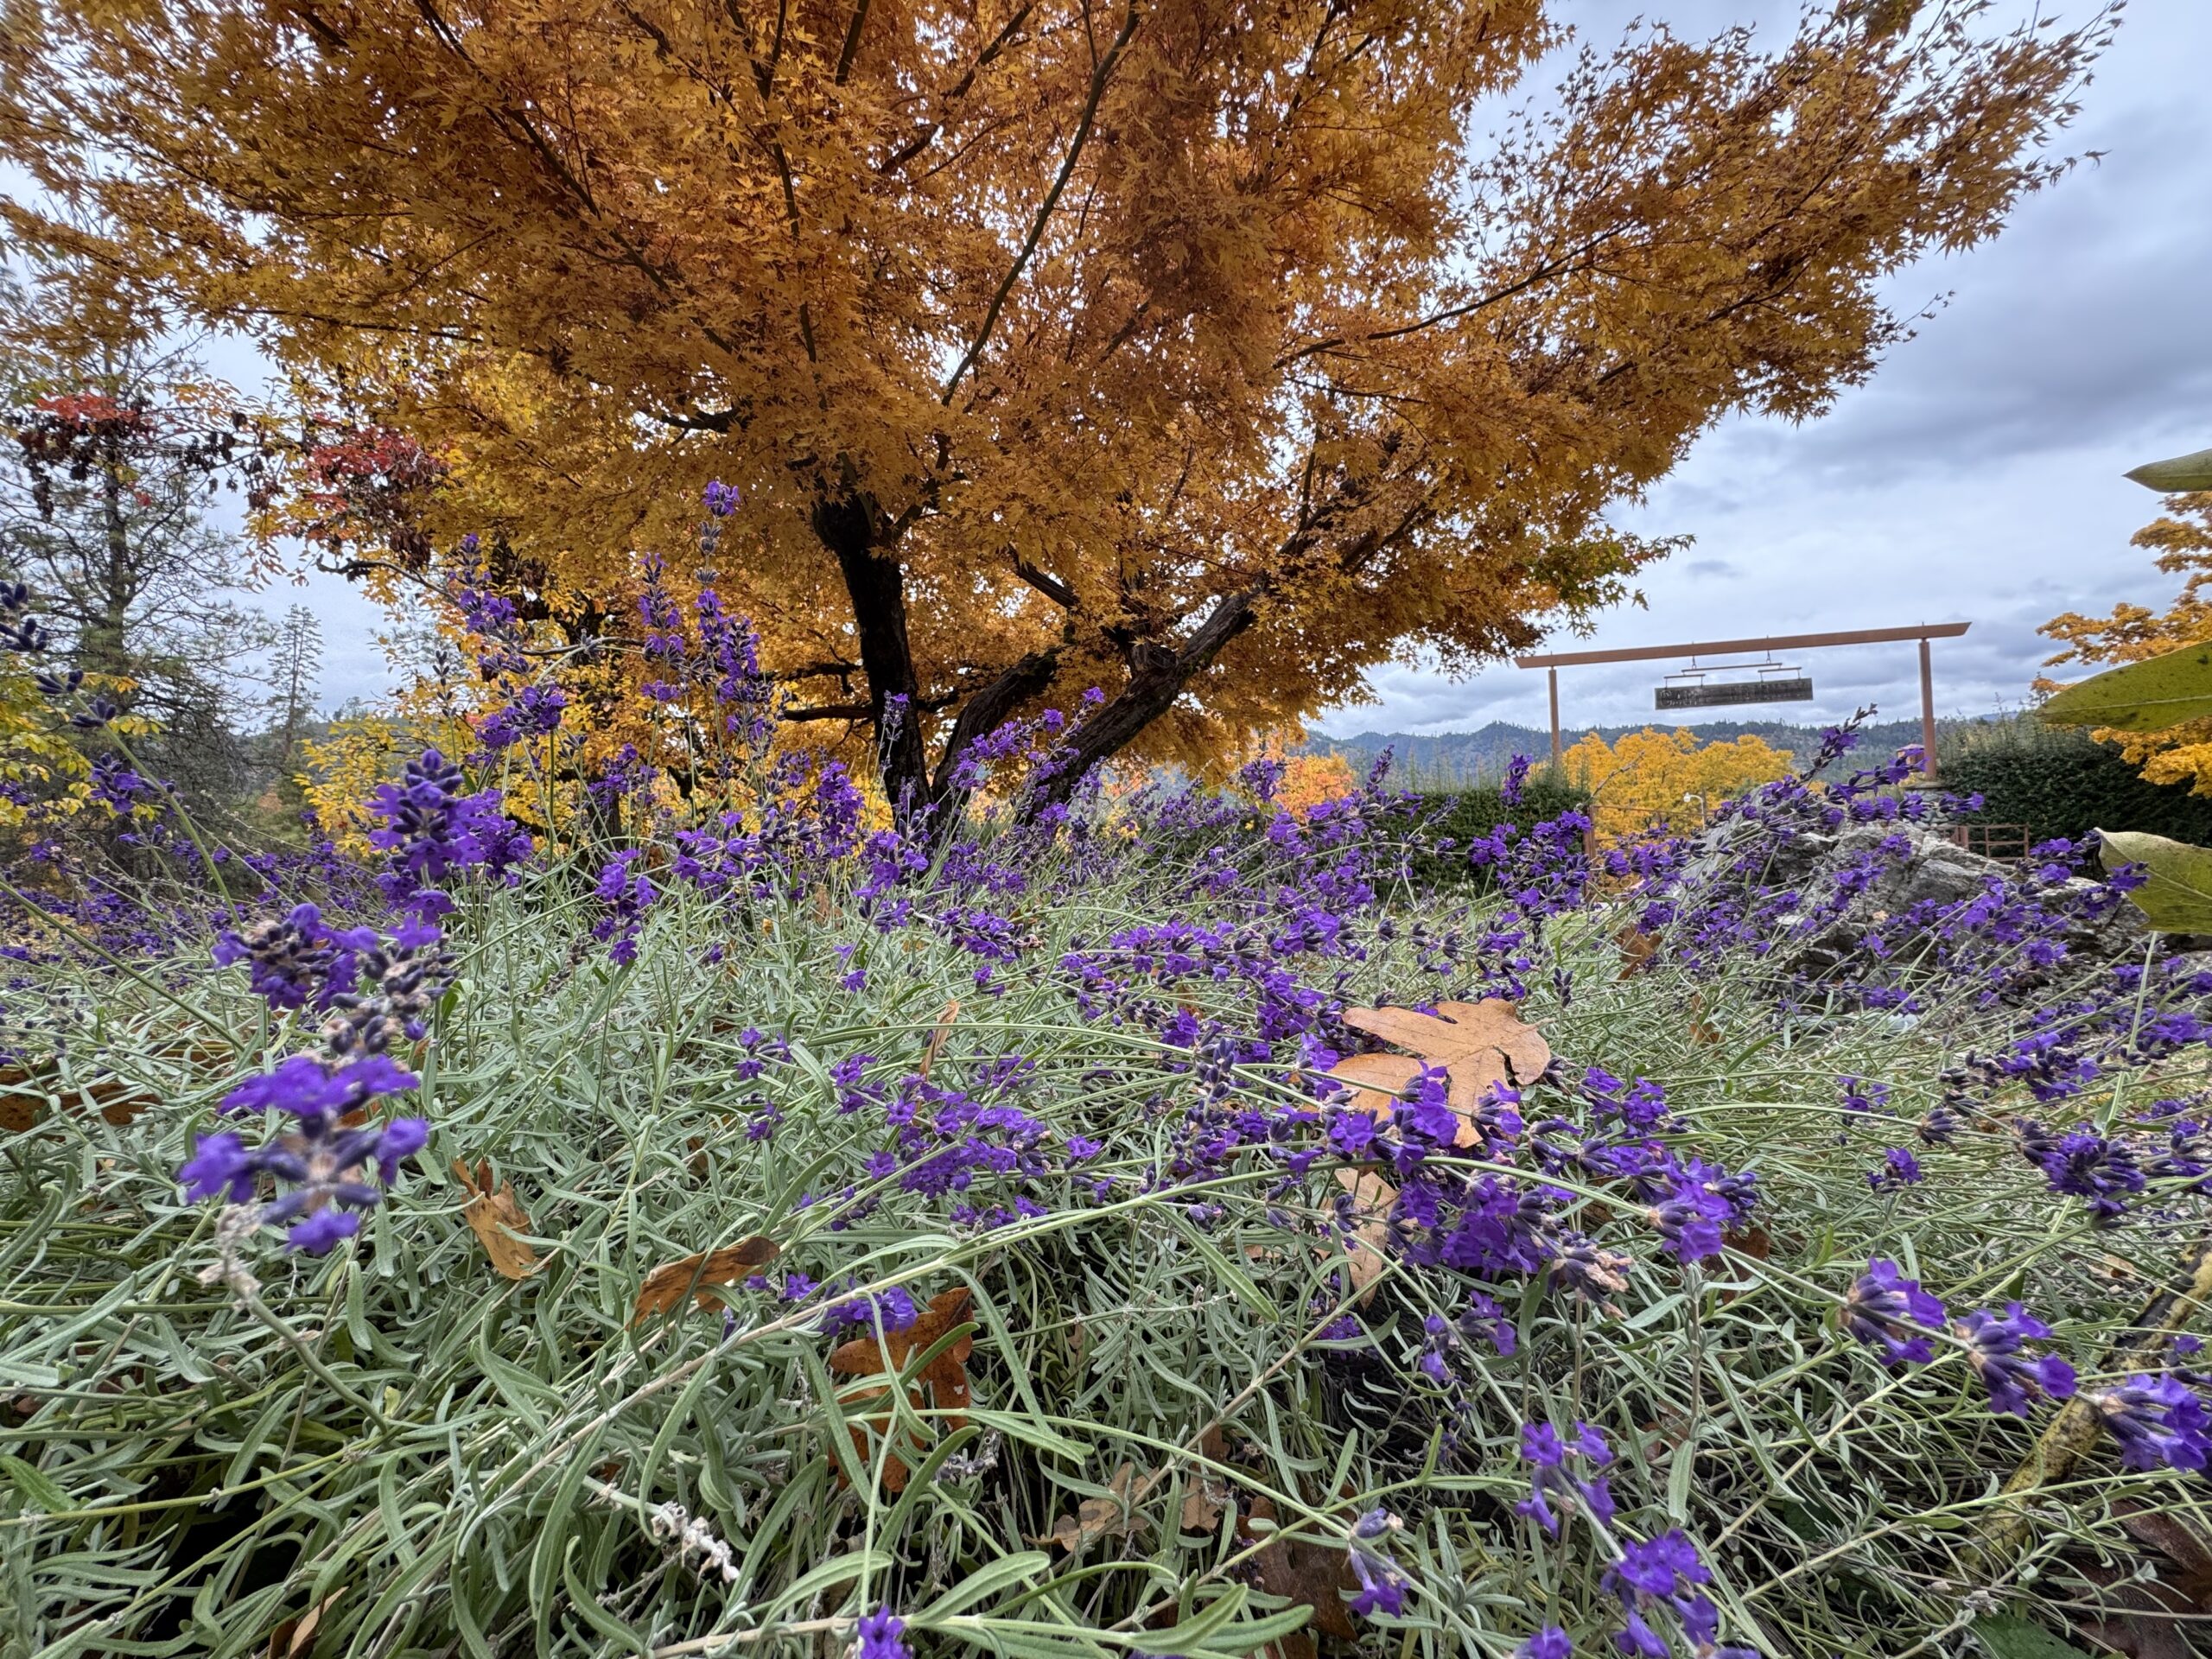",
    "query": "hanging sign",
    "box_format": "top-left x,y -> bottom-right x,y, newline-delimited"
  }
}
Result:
1655,676 -> 1815,709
